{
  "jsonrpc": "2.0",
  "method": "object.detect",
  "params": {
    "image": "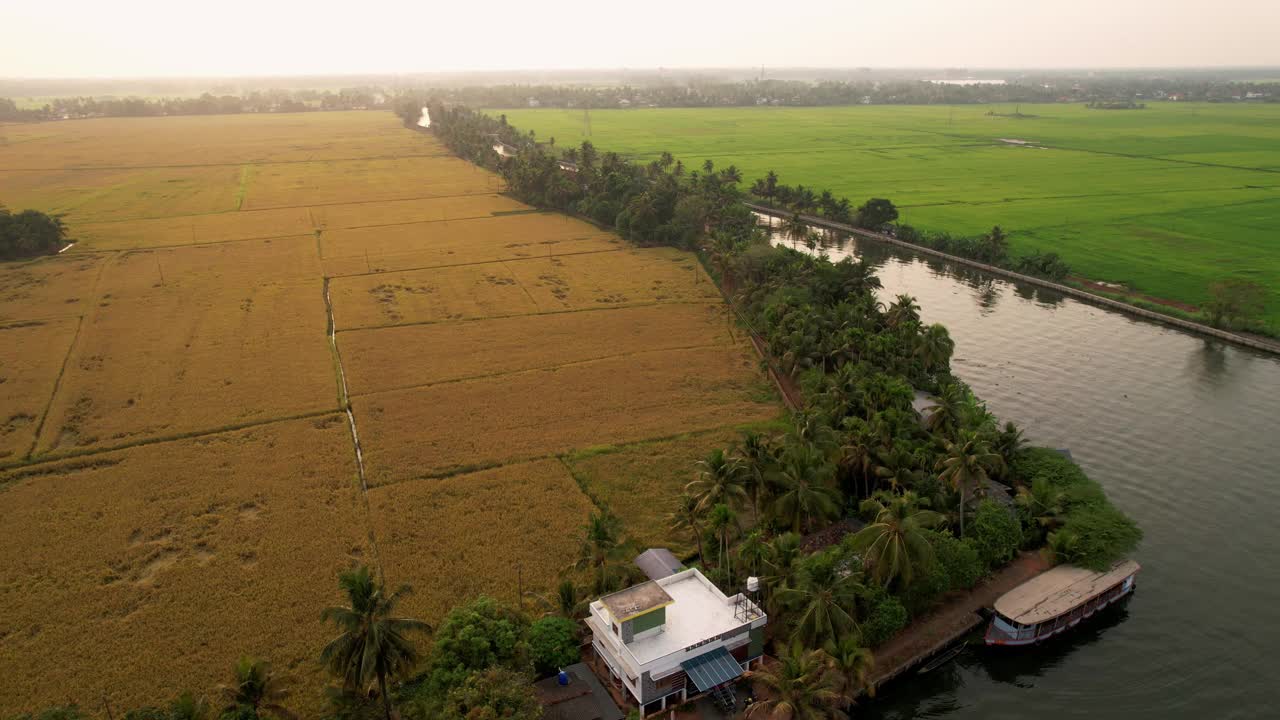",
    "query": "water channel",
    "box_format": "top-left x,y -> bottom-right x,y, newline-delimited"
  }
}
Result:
761,218 -> 1280,719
